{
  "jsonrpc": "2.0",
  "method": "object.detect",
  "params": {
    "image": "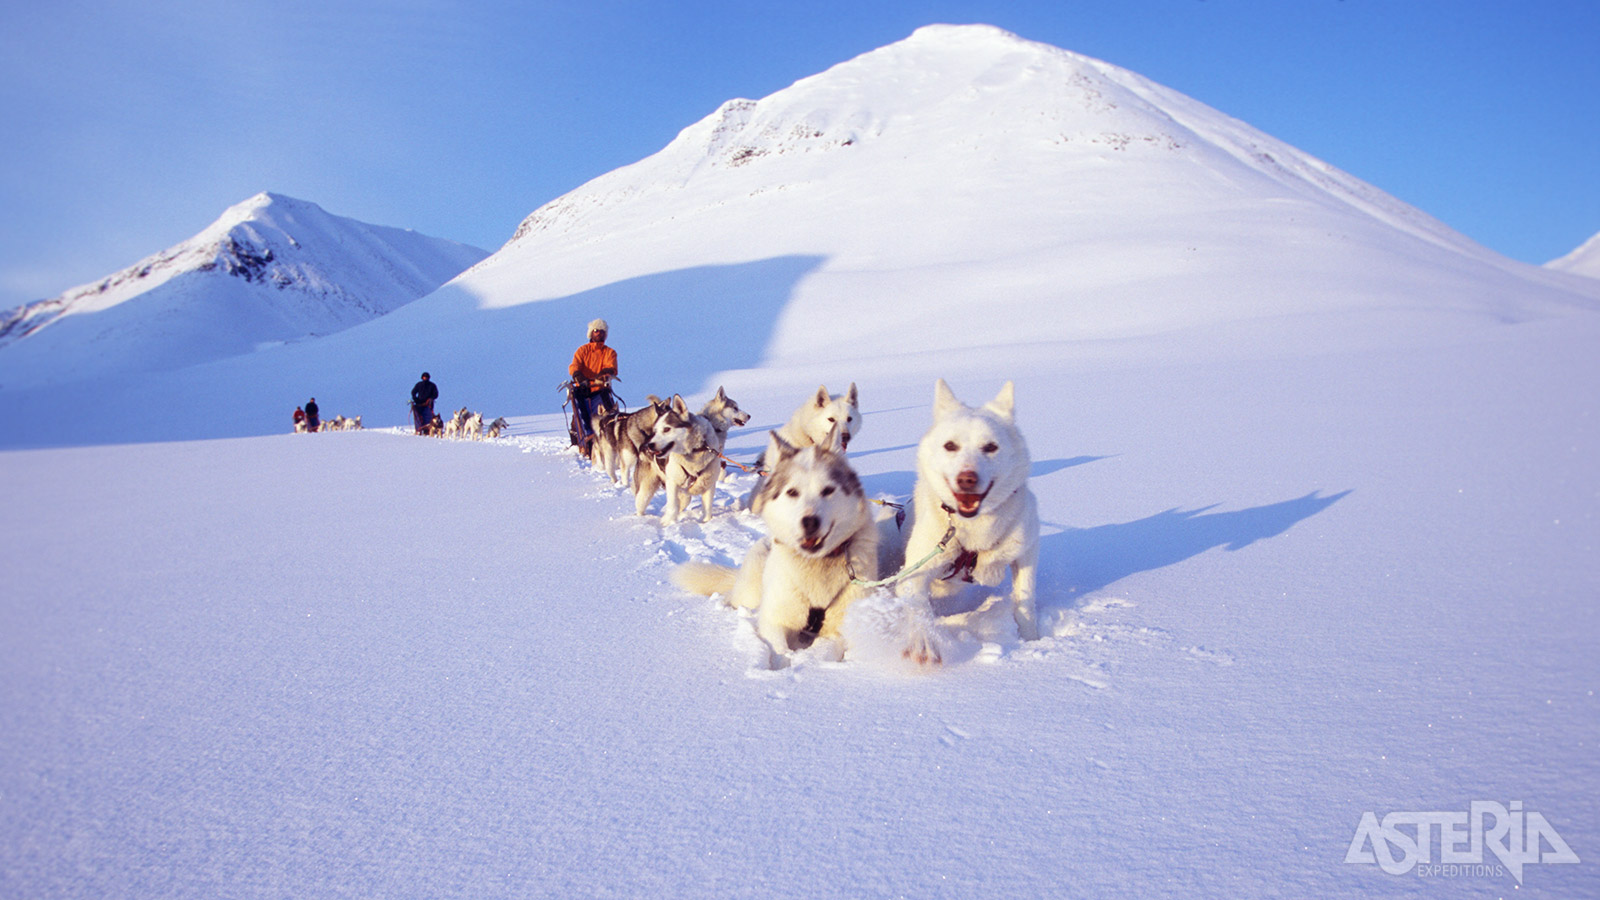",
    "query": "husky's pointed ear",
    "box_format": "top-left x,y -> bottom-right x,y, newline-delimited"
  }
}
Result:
984,381 -> 1016,421
671,394 -> 689,414
767,430 -> 799,461
813,385 -> 831,408
715,385 -> 728,402
932,378 -> 962,419
846,382 -> 859,406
